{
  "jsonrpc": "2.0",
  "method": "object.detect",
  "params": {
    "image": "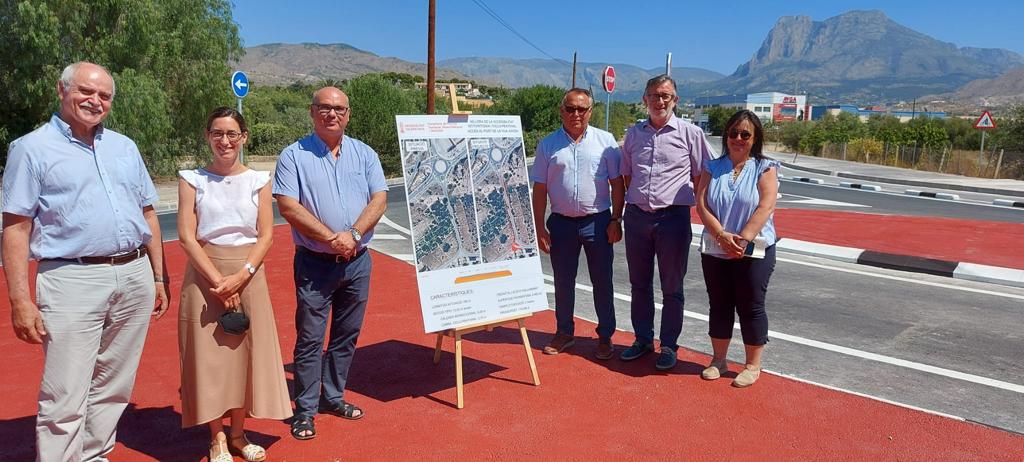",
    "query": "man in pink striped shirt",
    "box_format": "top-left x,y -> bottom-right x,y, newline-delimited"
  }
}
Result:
618,74 -> 716,370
